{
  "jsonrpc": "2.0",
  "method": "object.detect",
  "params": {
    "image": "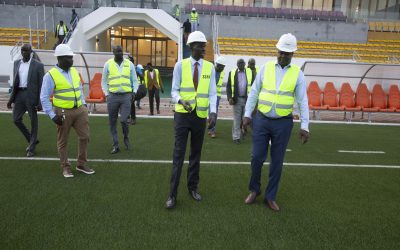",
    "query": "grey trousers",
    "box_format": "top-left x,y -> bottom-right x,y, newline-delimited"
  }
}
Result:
12,90 -> 38,152
232,97 -> 246,140
107,93 -> 131,148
